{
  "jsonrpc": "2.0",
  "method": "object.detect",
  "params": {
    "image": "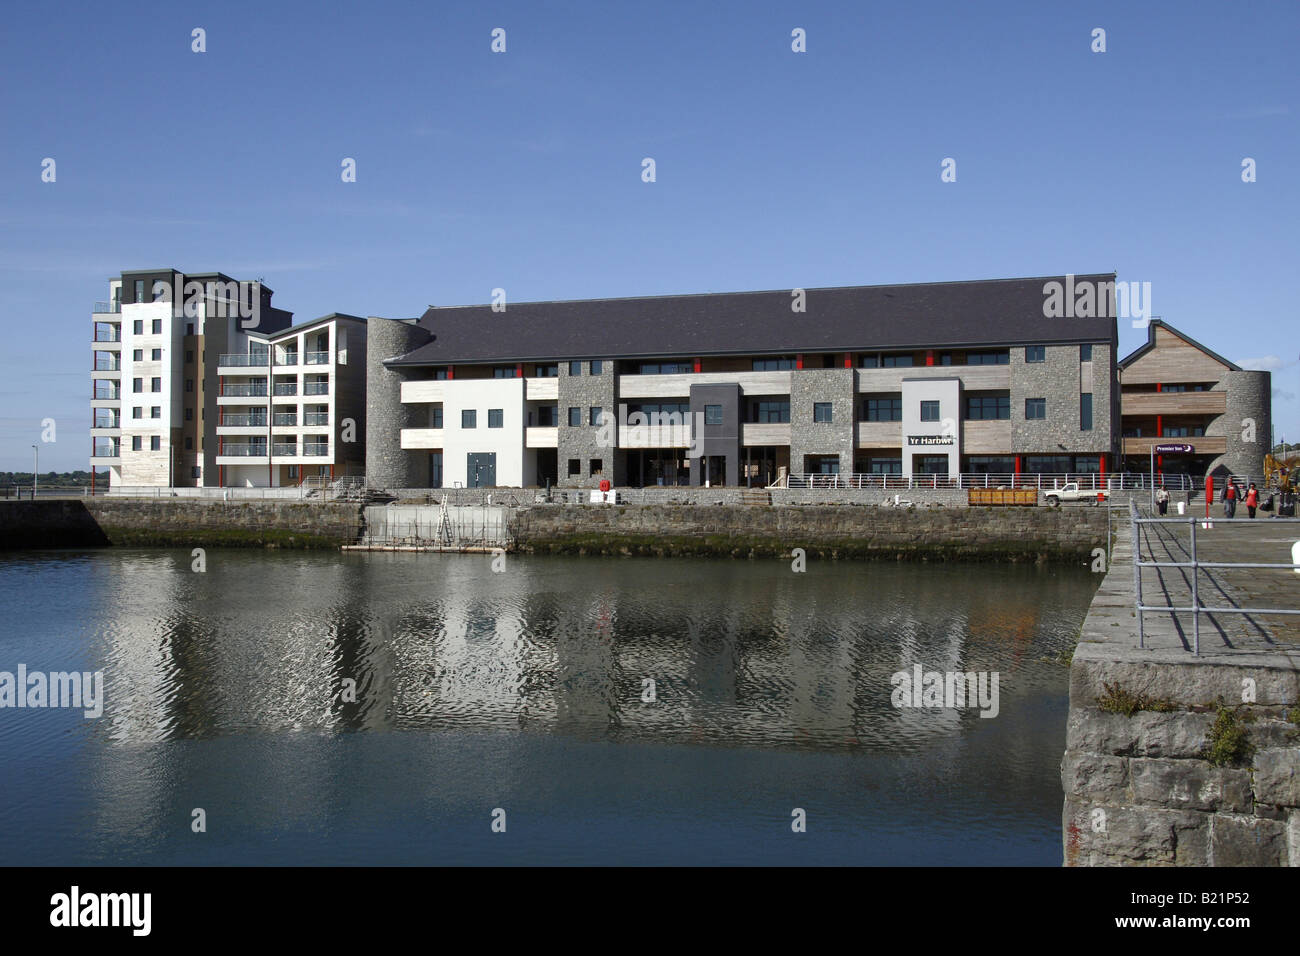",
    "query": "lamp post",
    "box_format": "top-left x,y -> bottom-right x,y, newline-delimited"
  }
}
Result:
31,444 -> 38,499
